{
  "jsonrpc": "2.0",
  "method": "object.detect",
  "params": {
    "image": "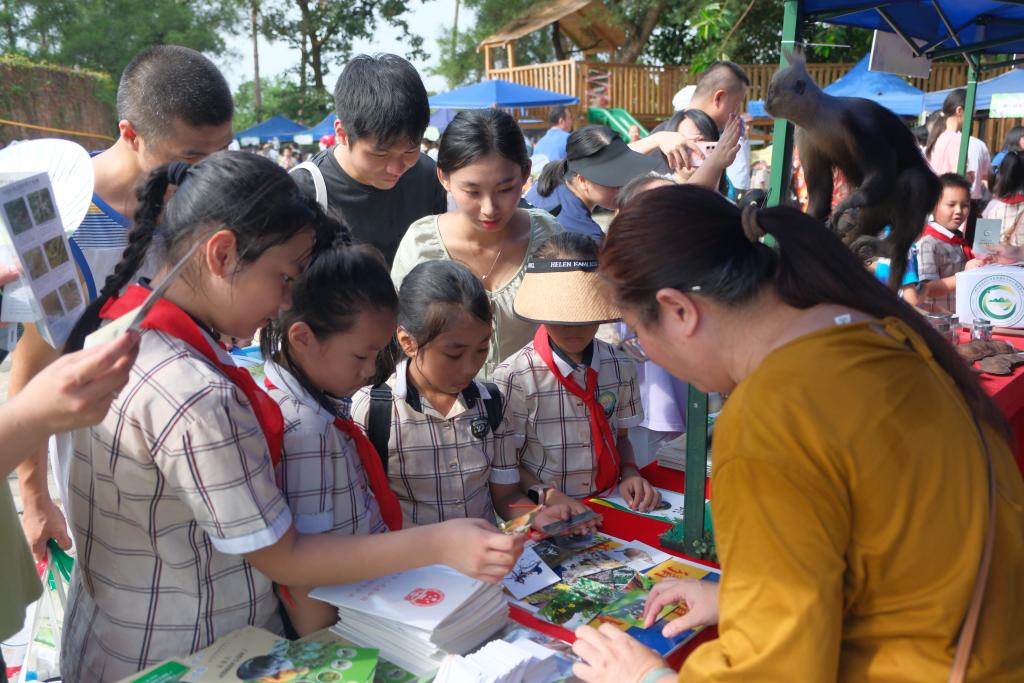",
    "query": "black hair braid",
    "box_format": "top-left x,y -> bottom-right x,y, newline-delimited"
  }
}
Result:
63,167 -> 173,352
